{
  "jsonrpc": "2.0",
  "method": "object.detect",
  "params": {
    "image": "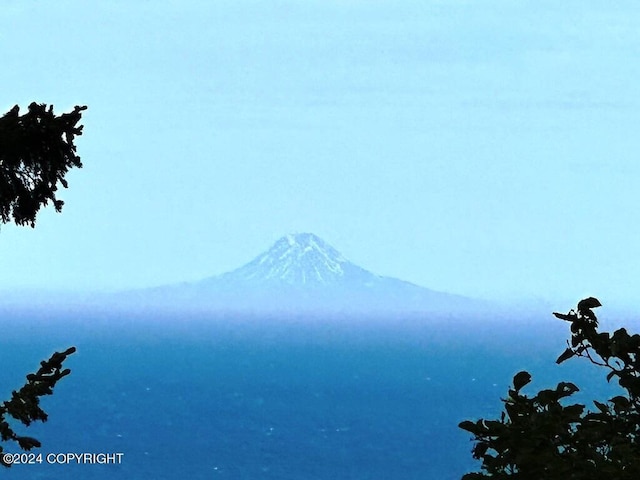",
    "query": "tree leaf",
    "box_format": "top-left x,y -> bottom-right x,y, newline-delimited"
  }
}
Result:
513,371 -> 532,392
556,348 -> 575,364
458,420 -> 478,433
578,297 -> 602,311
593,400 -> 609,413
553,312 -> 575,322
557,382 -> 579,397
